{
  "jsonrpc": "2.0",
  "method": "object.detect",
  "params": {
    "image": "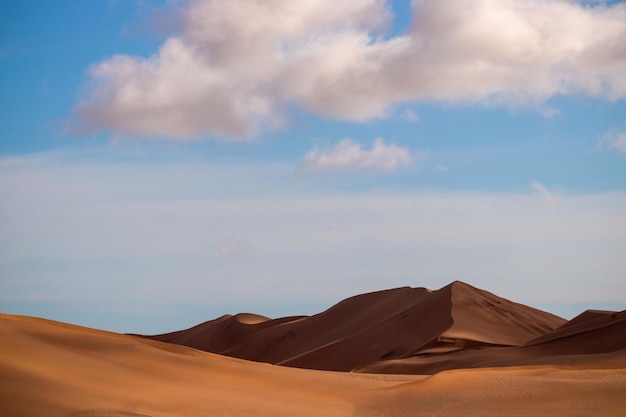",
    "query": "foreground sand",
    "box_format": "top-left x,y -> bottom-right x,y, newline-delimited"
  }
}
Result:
2,313 -> 625,417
